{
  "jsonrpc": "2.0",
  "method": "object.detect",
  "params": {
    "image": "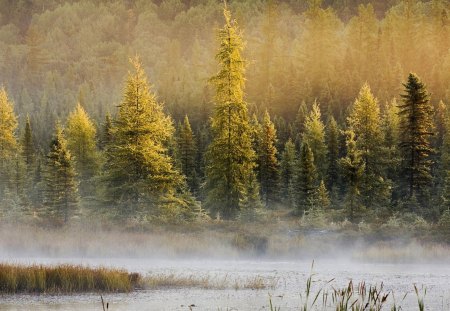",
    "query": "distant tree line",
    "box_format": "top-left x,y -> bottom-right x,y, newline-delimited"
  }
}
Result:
0,1 -> 449,226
